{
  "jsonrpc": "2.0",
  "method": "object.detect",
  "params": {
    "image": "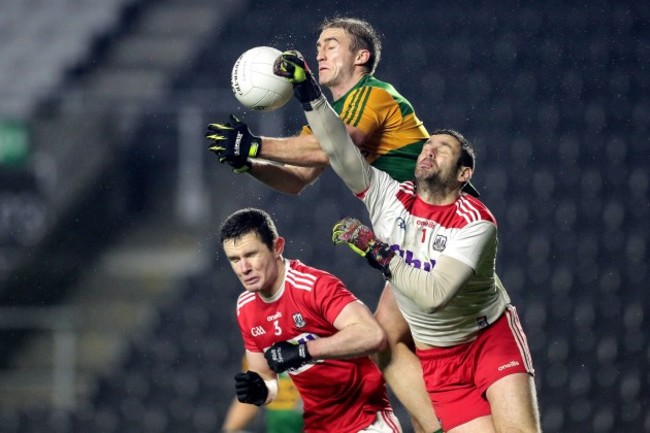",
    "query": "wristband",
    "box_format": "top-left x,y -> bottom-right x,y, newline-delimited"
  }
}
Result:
263,378 -> 278,405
